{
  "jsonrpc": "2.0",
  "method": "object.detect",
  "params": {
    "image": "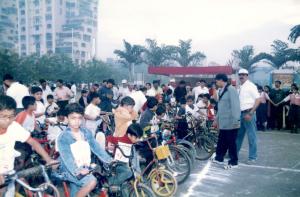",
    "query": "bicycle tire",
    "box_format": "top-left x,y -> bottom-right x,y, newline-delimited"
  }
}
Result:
128,183 -> 156,197
148,169 -> 177,197
195,135 -> 215,160
177,144 -> 195,167
177,139 -> 196,165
